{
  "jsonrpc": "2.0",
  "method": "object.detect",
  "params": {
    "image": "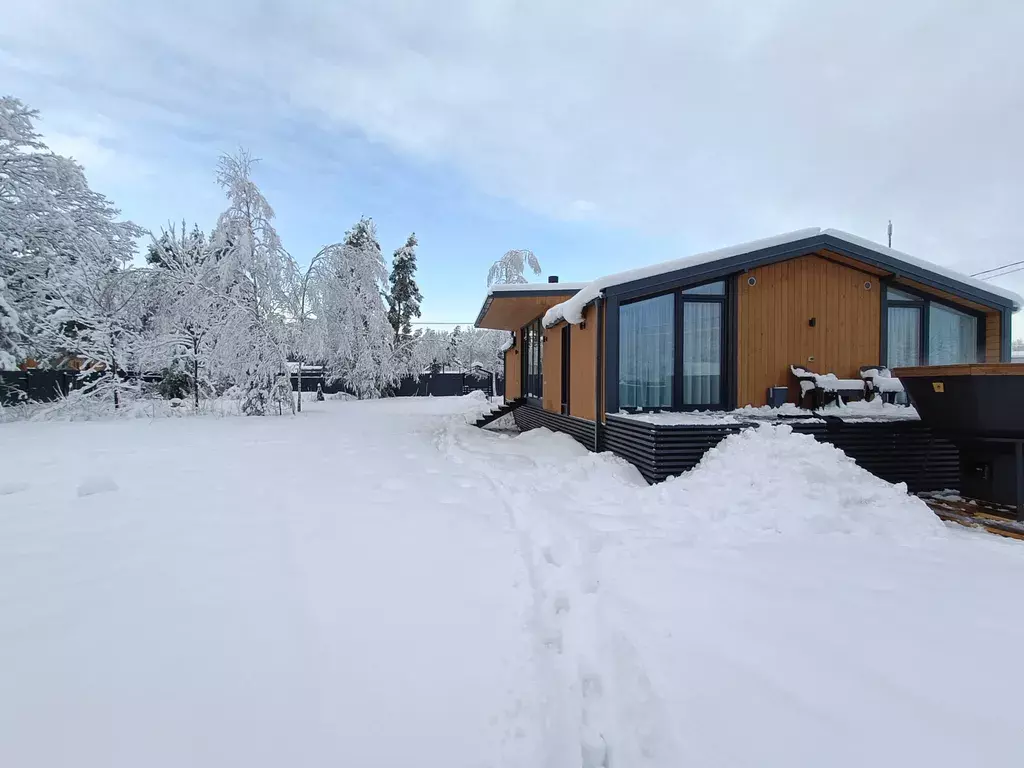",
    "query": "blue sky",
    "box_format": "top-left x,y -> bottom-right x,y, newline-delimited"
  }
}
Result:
4,1 -> 1024,333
